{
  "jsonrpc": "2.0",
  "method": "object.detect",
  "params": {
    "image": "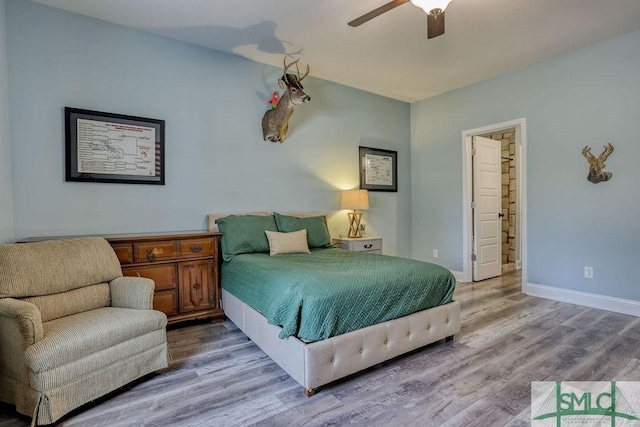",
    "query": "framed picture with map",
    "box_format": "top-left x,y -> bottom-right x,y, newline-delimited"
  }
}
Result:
359,146 -> 397,192
65,107 -> 165,185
